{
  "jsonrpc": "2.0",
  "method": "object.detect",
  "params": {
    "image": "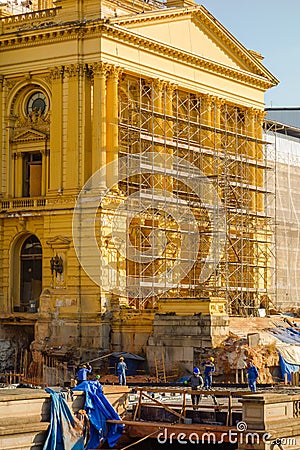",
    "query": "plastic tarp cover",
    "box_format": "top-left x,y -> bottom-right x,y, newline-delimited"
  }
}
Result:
278,353 -> 299,382
267,326 -> 300,344
73,380 -> 124,449
43,388 -> 84,450
266,326 -> 300,380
